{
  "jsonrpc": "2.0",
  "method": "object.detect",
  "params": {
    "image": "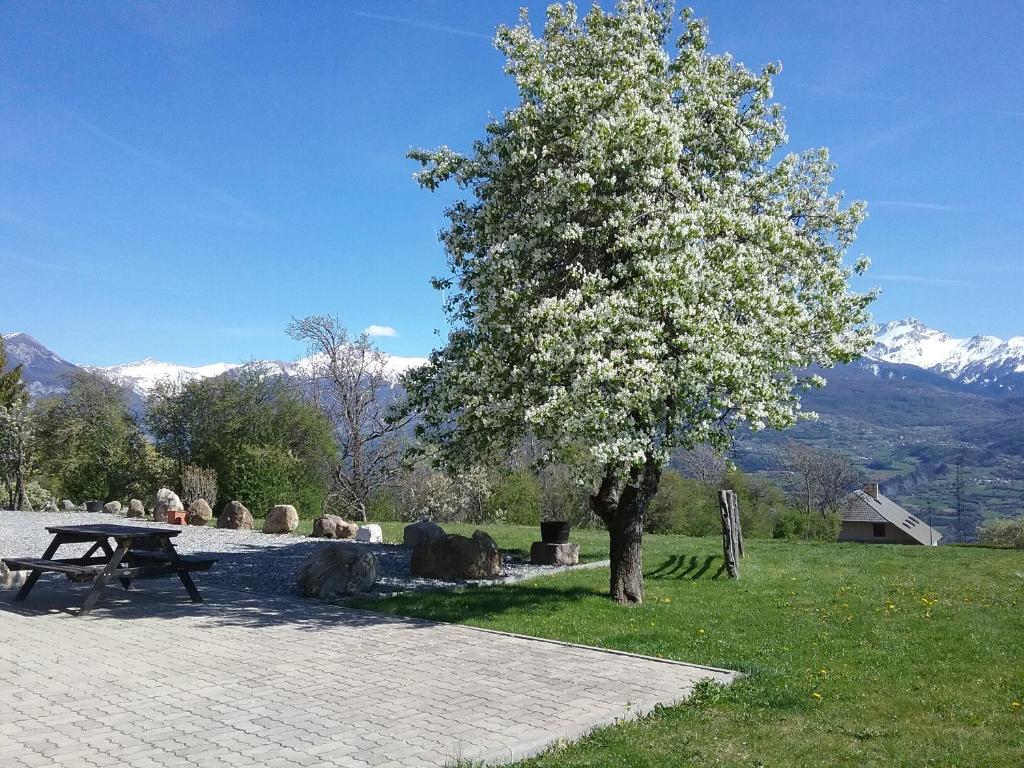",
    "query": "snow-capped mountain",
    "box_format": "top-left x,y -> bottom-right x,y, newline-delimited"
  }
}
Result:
868,318 -> 1024,391
3,332 -> 428,399
85,353 -> 429,397
87,358 -> 243,396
